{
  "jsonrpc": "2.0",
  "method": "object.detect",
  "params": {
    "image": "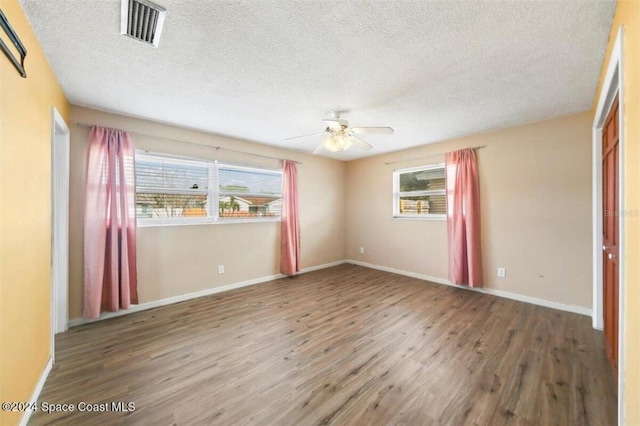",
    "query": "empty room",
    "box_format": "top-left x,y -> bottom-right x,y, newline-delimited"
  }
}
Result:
1,0 -> 639,425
